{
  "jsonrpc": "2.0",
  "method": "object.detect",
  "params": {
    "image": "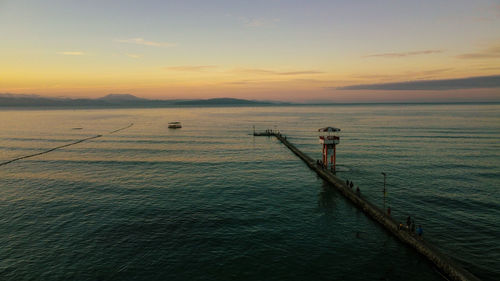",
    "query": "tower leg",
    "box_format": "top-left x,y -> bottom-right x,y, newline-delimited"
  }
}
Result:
322,145 -> 325,168
323,145 -> 326,168
330,152 -> 333,171
324,144 -> 328,168
333,145 -> 336,172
